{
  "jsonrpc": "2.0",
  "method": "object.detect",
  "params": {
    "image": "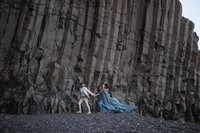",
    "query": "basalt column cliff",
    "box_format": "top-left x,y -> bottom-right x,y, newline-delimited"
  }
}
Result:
0,0 -> 199,122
